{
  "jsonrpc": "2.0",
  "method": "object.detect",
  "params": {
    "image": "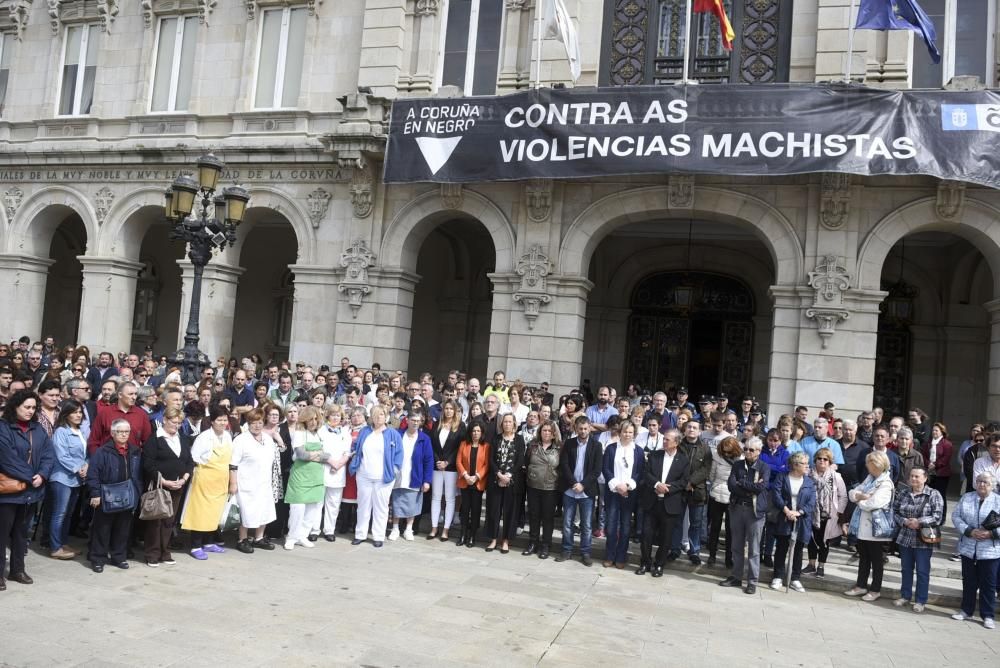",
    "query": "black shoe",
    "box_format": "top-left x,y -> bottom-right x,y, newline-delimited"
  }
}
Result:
582,555 -> 593,567
634,564 -> 649,575
689,554 -> 702,566
485,543 -> 496,553
652,565 -> 664,578
350,538 -> 364,546
801,564 -> 817,576
456,534 -> 466,547
323,534 -> 336,543
253,538 -> 276,551
665,550 -> 680,562
92,564 -> 104,574
719,576 -> 741,587
707,556 -> 717,566
425,533 -> 438,541
745,583 -> 757,595
9,571 -> 32,584
237,539 -> 254,554
0,577 -> 5,591
761,555 -> 773,568
372,541 -> 383,548
522,543 -> 537,556
555,552 -> 571,563
112,561 -> 129,570
308,533 -> 319,542
538,547 -> 549,559
816,566 -> 825,578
